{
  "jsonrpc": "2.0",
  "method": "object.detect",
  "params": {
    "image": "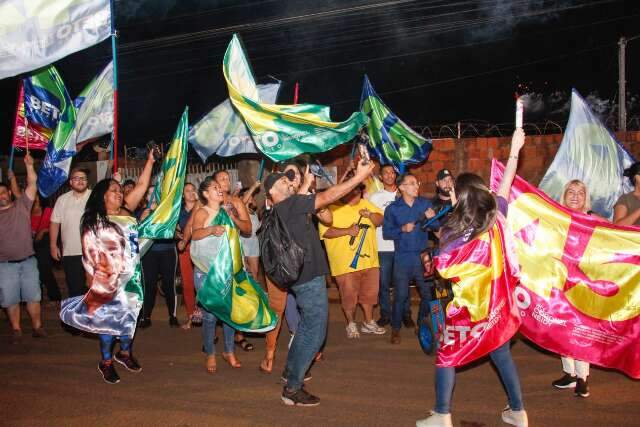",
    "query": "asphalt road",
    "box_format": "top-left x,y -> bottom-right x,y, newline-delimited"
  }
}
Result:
1,300 -> 639,427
